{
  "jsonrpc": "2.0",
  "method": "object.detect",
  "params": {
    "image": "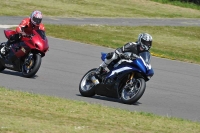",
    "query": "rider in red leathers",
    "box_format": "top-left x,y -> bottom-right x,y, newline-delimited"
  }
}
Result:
1,10 -> 44,55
